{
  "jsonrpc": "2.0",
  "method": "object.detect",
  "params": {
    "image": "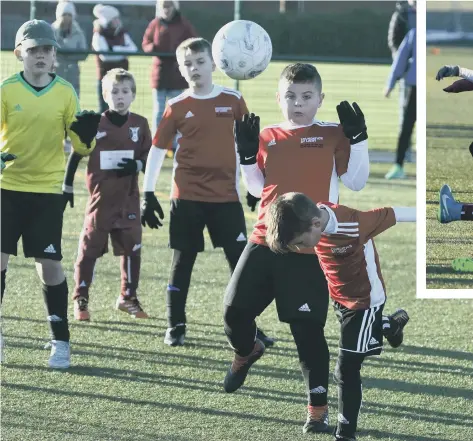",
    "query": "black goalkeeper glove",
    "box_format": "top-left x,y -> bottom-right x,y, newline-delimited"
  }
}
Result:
246,191 -> 260,212
70,111 -> 102,148
469,141 -> 473,159
140,191 -> 164,229
117,158 -> 141,177
236,113 -> 260,165
436,65 -> 460,81
62,186 -> 74,211
336,101 -> 368,145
